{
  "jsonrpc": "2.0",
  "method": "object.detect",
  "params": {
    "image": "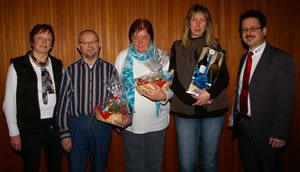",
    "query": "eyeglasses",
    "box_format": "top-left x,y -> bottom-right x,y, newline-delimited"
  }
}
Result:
240,26 -> 262,33
131,35 -> 151,42
79,40 -> 99,46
